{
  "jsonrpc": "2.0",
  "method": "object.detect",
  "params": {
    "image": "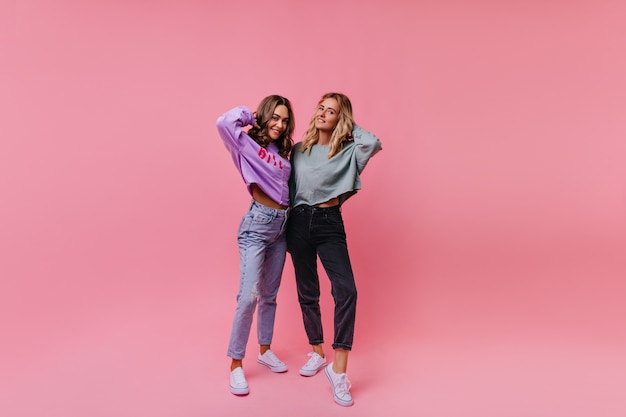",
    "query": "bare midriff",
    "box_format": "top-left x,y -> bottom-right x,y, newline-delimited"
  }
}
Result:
316,197 -> 339,208
251,184 -> 287,210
